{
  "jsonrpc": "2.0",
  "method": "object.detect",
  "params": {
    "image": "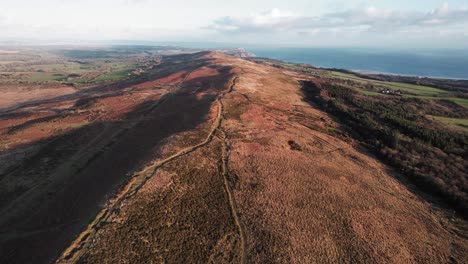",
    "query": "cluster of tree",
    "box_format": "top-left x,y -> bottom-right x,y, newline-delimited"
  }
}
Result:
404,98 -> 468,119
301,81 -> 468,217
